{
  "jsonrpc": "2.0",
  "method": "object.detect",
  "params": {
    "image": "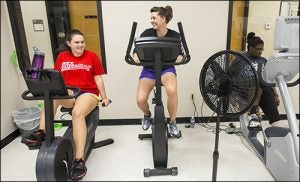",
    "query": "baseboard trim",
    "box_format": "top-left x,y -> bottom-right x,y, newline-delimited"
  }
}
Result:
1,129 -> 20,149
55,114 -> 299,126
1,114 -> 298,149
54,116 -> 241,126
